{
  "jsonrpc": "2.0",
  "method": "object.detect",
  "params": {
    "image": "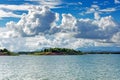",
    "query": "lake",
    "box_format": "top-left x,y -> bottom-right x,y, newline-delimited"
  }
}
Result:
0,54 -> 120,80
